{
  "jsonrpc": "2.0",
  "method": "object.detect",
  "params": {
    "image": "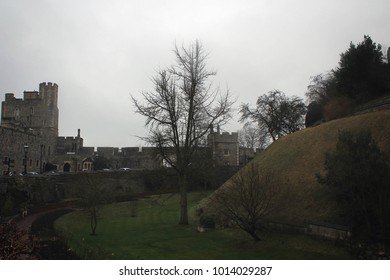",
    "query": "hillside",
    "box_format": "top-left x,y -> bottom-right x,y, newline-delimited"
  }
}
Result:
198,110 -> 390,227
